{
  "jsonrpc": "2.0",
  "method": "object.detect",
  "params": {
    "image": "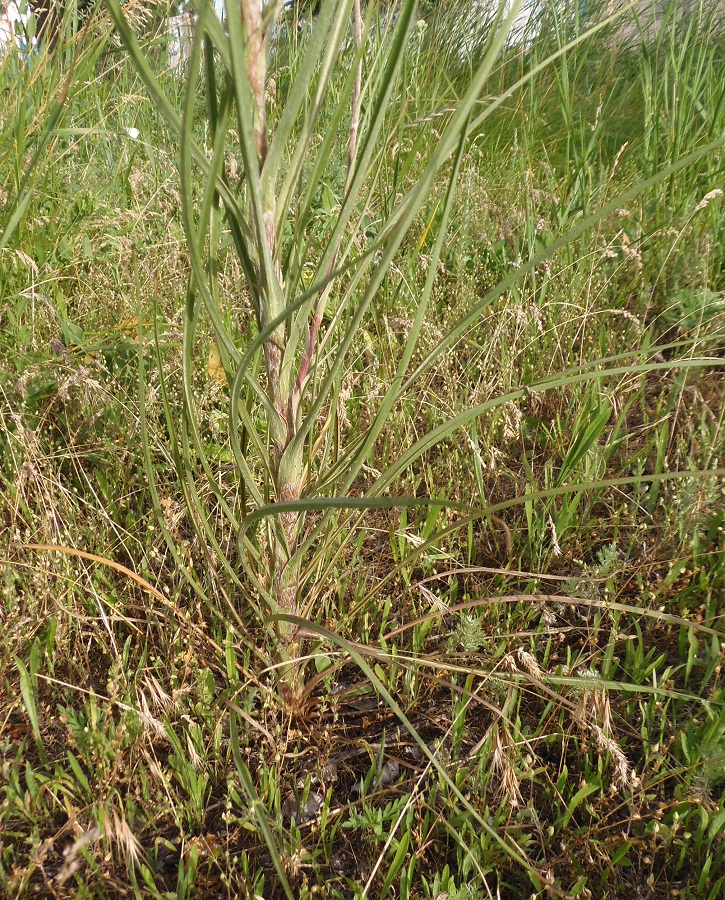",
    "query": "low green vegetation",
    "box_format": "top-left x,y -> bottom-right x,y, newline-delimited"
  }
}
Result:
1,0 -> 725,897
